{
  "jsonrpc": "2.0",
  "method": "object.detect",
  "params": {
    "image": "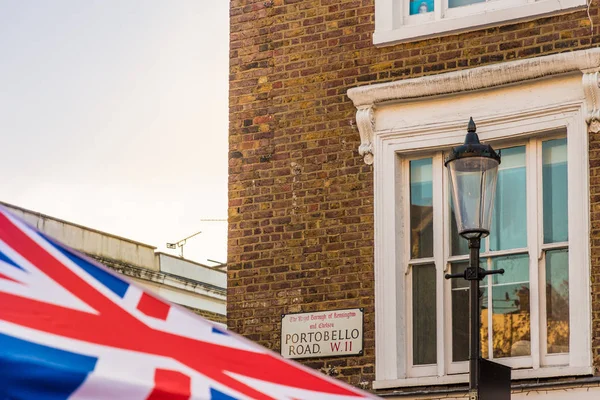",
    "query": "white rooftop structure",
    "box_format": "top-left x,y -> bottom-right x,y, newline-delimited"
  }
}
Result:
1,201 -> 226,325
